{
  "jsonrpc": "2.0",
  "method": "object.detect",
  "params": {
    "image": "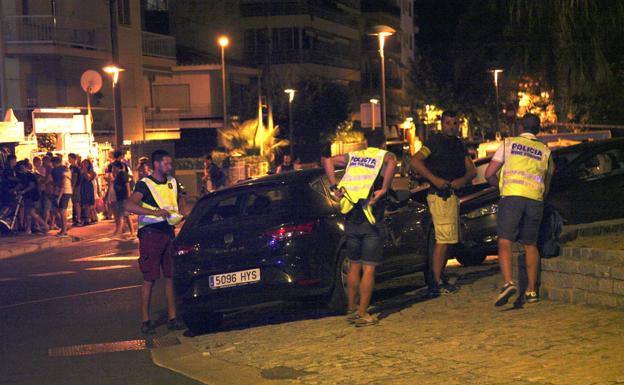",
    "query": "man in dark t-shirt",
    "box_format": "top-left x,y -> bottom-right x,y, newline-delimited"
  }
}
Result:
125,150 -> 185,334
410,111 -> 476,296
68,153 -> 82,226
